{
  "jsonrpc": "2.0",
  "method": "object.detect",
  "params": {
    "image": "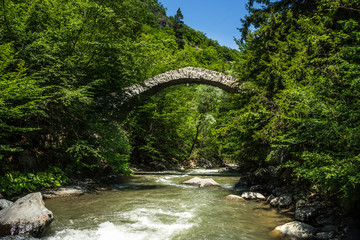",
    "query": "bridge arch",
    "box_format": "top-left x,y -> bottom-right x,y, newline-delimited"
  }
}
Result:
123,67 -> 240,98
